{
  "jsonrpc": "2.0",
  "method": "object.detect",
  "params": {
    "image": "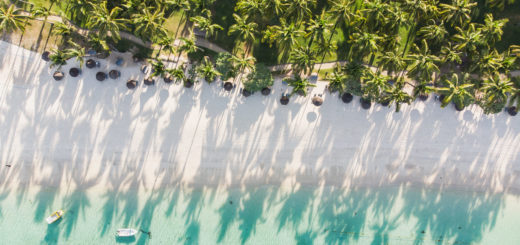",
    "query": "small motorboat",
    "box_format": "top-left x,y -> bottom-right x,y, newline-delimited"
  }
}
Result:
116,228 -> 138,237
46,210 -> 64,224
